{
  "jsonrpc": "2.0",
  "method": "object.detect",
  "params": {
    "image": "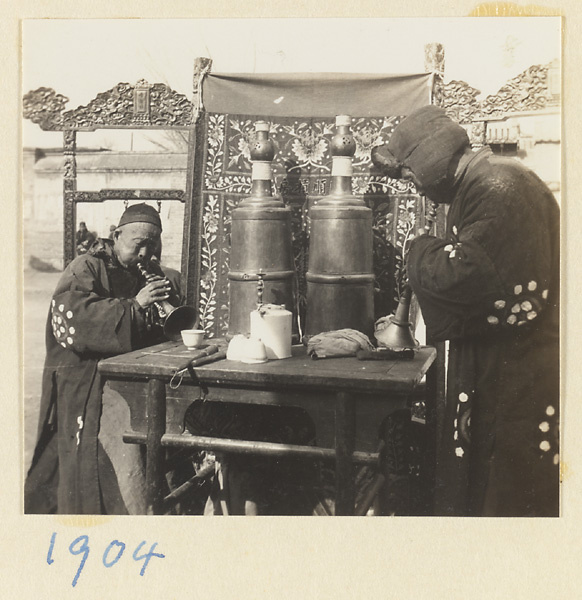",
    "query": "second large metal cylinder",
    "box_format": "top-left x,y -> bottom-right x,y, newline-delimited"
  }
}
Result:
305,115 -> 374,338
